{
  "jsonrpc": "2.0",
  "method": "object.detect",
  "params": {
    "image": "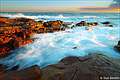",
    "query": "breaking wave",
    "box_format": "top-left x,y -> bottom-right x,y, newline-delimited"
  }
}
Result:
0,12 -> 120,70
0,26 -> 120,70
0,13 -> 68,20
1,13 -> 119,21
